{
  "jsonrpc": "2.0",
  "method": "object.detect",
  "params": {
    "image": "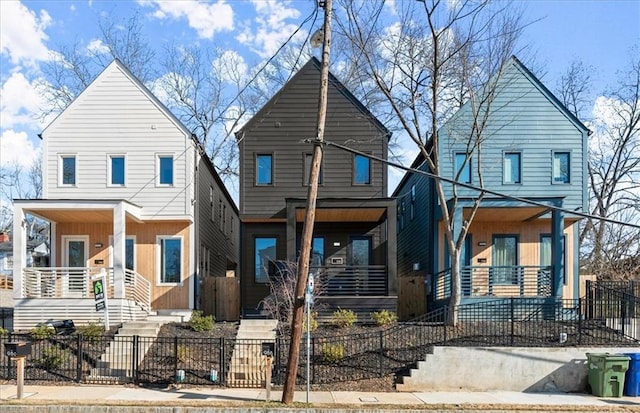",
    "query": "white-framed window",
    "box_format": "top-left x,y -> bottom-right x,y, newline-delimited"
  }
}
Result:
108,154 -> 126,186
157,236 -> 182,285
59,154 -> 77,186
157,154 -> 174,186
503,151 -> 522,184
552,151 -> 570,183
109,235 -> 136,271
